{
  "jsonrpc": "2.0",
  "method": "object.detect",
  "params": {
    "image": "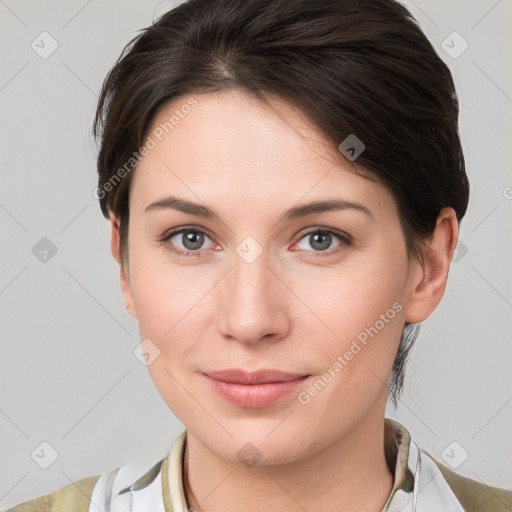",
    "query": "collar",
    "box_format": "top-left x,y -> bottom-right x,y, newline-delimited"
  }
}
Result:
92,418 -> 465,511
